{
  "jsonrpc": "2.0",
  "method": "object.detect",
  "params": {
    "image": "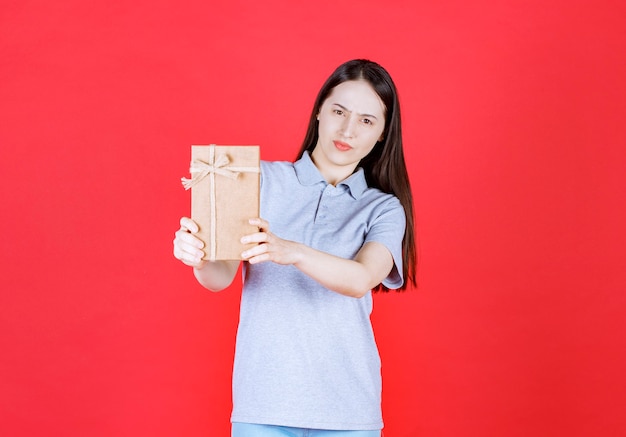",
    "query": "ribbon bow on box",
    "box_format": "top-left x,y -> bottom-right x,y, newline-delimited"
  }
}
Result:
181,146 -> 259,189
